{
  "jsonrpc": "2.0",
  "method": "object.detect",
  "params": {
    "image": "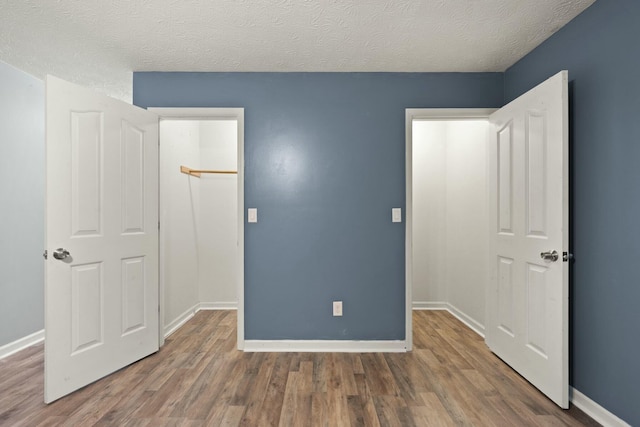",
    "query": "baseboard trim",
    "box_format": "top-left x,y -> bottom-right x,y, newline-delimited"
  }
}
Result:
199,302 -> 238,310
244,340 -> 407,353
164,303 -> 238,338
446,303 -> 485,338
412,301 -> 485,337
0,329 -> 45,360
164,303 -> 200,339
571,388 -> 631,427
412,301 -> 448,310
